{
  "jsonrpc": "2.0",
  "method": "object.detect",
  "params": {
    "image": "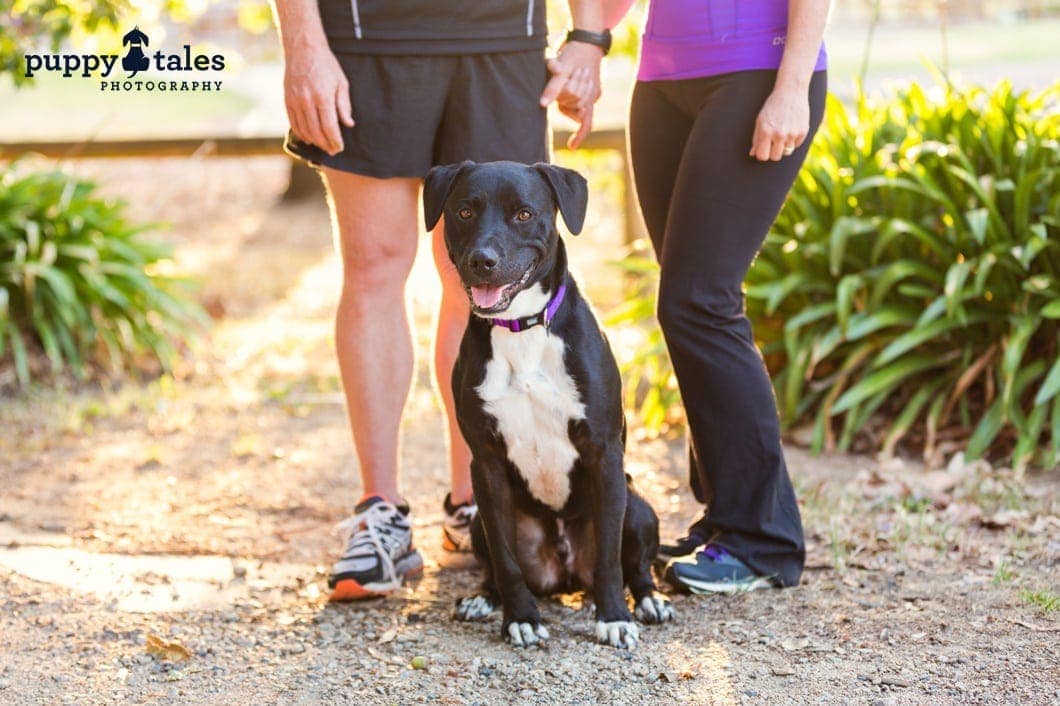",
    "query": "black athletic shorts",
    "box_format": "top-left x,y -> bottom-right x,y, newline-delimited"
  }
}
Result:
283,50 -> 550,178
